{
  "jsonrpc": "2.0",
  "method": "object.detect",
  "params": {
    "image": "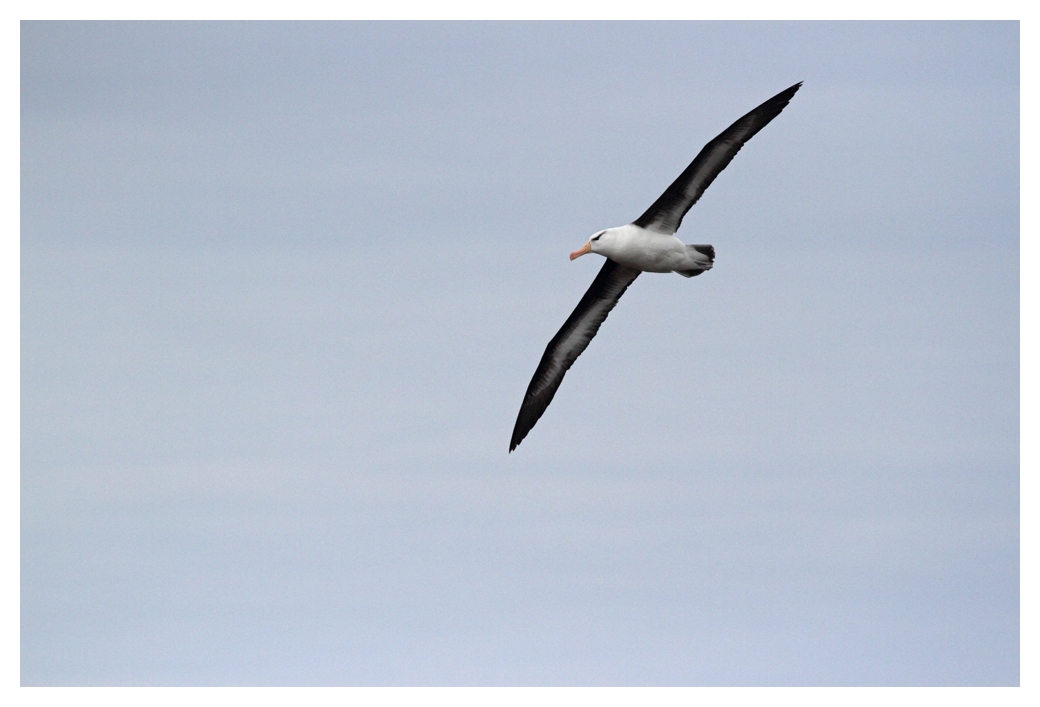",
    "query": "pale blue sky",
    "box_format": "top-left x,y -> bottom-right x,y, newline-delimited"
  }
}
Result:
21,21 -> 1018,685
